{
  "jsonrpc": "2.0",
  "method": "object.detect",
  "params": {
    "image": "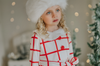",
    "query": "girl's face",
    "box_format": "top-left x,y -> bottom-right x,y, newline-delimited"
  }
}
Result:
41,5 -> 62,27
